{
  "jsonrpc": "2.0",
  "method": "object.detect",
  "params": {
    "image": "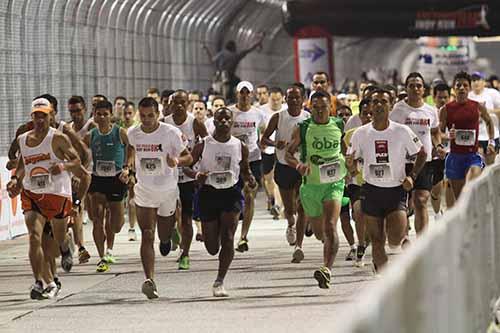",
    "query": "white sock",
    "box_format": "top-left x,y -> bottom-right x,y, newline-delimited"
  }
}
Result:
48,281 -> 57,288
